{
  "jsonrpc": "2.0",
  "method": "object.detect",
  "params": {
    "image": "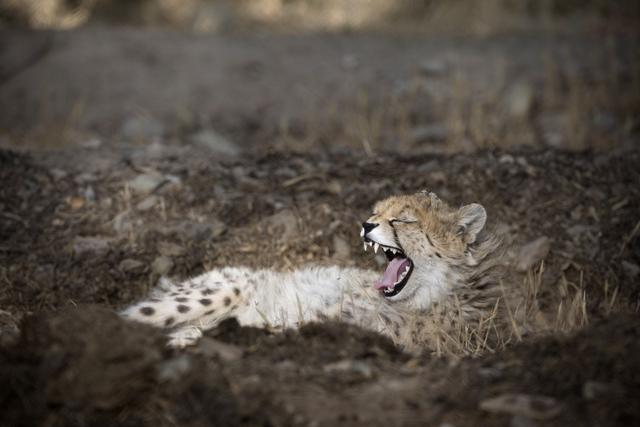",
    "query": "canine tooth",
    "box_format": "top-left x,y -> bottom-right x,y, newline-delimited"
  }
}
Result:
364,243 -> 368,251
360,228 -> 364,237
390,248 -> 397,254
404,266 -> 410,272
373,243 -> 379,253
